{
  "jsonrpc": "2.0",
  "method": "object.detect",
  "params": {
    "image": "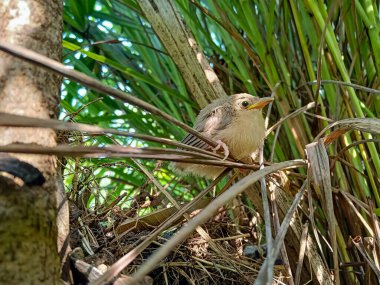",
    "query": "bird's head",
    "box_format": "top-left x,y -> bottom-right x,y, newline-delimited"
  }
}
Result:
229,93 -> 274,112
